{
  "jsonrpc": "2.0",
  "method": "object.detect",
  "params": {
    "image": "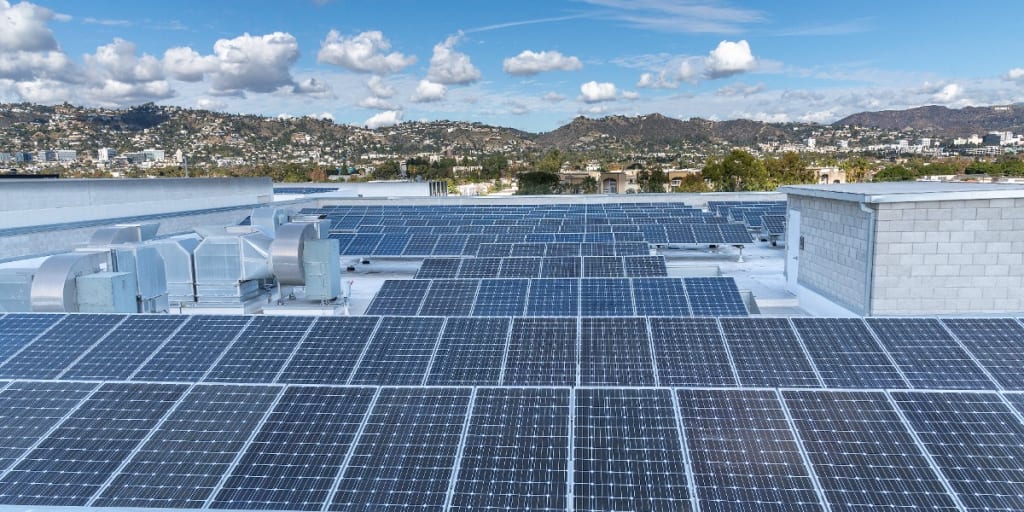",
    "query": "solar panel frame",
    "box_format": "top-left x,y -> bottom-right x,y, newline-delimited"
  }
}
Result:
526,278 -> 579,317
685,277 -> 747,316
349,316 -> 446,385
419,279 -> 479,316
203,316 -> 316,383
131,316 -> 253,382
649,317 -> 737,387
0,314 -> 65,363
60,315 -> 188,381
471,279 -> 528,316
579,317 -> 655,386
414,258 -> 462,279
0,381 -> 97,473
579,278 -> 634,316
792,318 -> 908,389
0,314 -> 126,380
942,318 -> 1024,390
503,317 -> 577,386
277,316 -> 380,385
867,318 -> 997,390
632,278 -> 690,316
720,317 -> 822,388
426,317 -> 511,386
364,279 -> 430,316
